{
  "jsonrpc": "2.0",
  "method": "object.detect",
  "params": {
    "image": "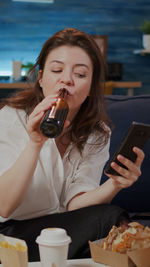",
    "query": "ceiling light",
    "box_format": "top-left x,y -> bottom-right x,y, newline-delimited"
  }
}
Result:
12,0 -> 54,3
